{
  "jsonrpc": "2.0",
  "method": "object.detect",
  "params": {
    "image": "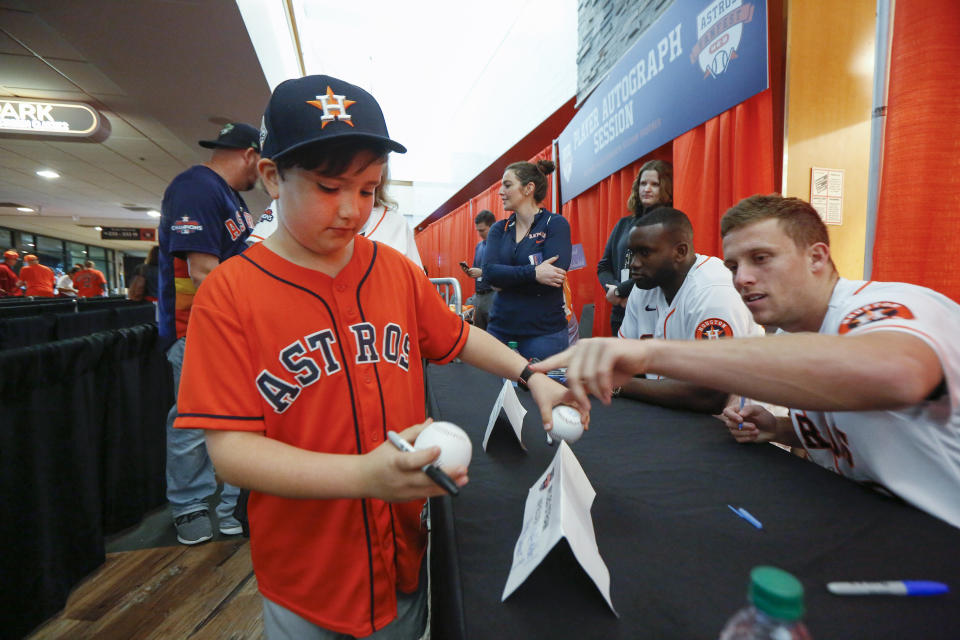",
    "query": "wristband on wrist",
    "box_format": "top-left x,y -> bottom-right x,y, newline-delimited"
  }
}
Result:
518,364 -> 536,388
